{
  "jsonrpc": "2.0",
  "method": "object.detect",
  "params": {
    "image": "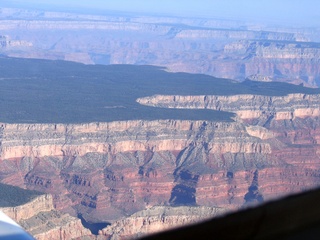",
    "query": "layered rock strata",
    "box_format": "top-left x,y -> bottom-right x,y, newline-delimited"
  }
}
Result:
0,119 -> 264,222
0,92 -> 319,226
0,194 -> 92,239
20,210 -> 92,240
98,206 -> 226,239
1,194 -> 53,222
1,8 -> 320,86
137,93 -> 320,120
